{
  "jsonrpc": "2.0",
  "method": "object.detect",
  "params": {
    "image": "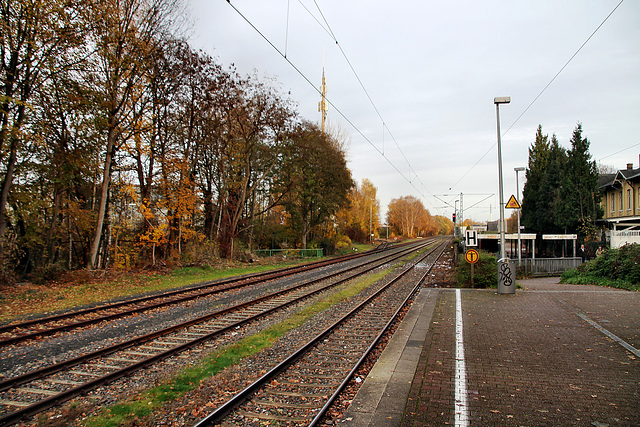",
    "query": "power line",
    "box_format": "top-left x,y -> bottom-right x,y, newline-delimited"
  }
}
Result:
224,0 -> 433,206
465,194 -> 495,211
309,1 -> 431,204
598,142 -> 640,162
502,0 -> 624,136
448,0 -> 624,192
